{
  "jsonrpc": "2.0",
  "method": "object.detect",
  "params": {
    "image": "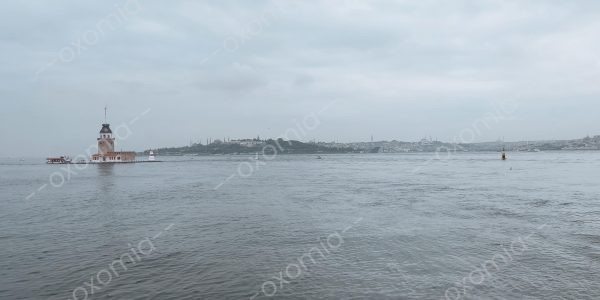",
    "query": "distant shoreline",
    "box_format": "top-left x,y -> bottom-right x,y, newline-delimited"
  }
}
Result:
135,148 -> 600,157
142,135 -> 600,156
3,150 -> 600,164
